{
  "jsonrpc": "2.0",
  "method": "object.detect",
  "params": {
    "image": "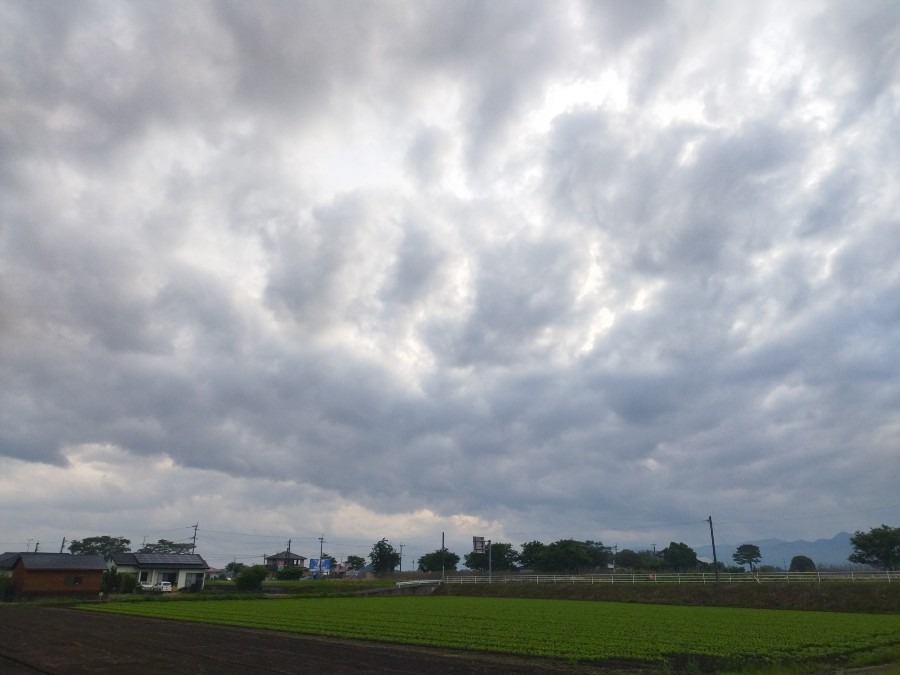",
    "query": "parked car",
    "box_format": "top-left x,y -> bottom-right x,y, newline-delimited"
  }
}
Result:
139,582 -> 154,591
152,581 -> 173,592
